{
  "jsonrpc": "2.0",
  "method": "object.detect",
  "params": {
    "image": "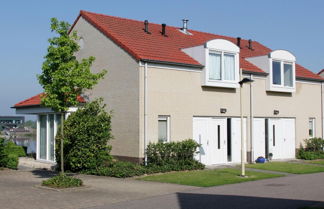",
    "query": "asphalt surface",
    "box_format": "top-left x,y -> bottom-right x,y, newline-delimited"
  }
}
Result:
88,172 -> 324,209
0,169 -> 323,209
